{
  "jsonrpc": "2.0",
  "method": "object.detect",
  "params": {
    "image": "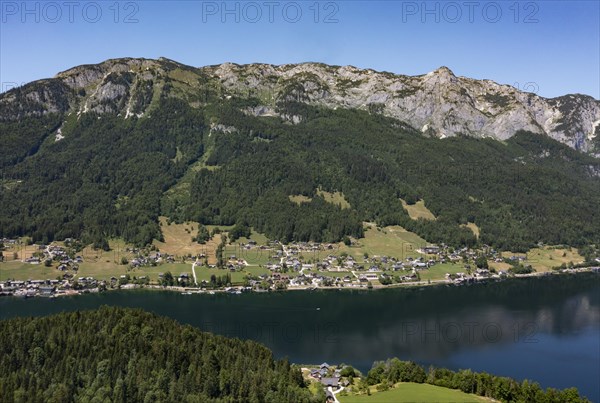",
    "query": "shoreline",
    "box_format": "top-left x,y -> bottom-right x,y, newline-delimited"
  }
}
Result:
2,266 -> 598,299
